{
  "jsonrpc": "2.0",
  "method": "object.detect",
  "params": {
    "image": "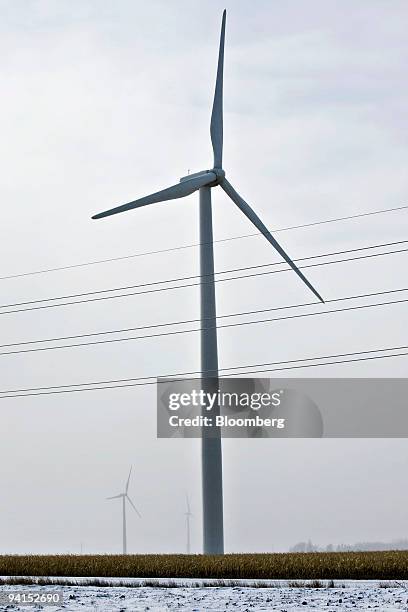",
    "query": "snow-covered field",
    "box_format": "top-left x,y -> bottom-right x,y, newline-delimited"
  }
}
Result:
1,581 -> 408,611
